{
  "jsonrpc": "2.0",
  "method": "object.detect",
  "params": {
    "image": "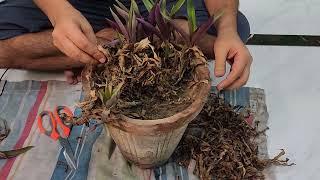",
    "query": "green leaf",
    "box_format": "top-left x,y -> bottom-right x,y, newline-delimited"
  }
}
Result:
115,0 -> 129,12
127,0 -> 138,42
187,0 -> 197,33
128,3 -> 134,40
131,11 -> 137,42
98,89 -> 105,104
170,0 -> 185,17
160,0 -> 171,20
141,0 -> 154,12
131,0 -> 141,16
0,146 -> 34,159
106,84 -> 113,99
112,82 -> 124,96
